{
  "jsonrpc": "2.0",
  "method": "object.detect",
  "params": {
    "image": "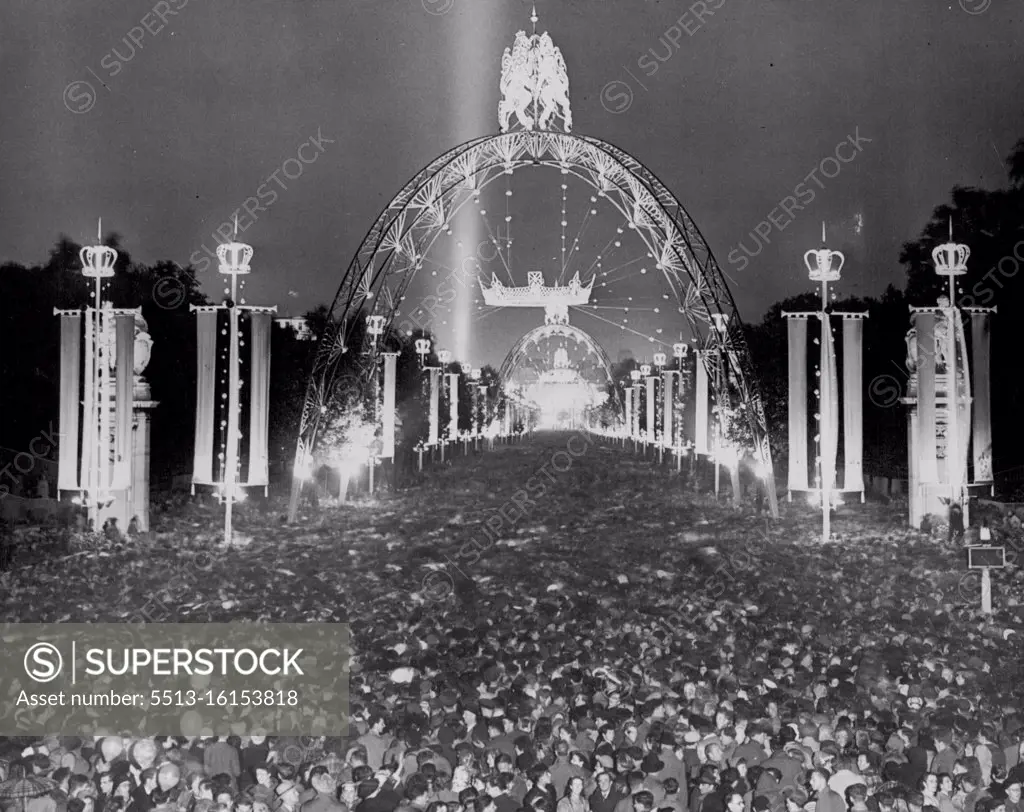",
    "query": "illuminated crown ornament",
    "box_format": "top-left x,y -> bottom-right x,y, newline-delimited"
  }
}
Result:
653,352 -> 667,367
629,369 -> 641,383
366,314 -> 385,338
804,223 -> 843,283
217,241 -> 253,275
640,363 -> 652,377
673,342 -> 689,359
415,338 -> 431,357
498,6 -> 572,133
80,244 -> 118,278
479,271 -> 594,308
438,350 -> 452,364
932,220 -> 969,278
